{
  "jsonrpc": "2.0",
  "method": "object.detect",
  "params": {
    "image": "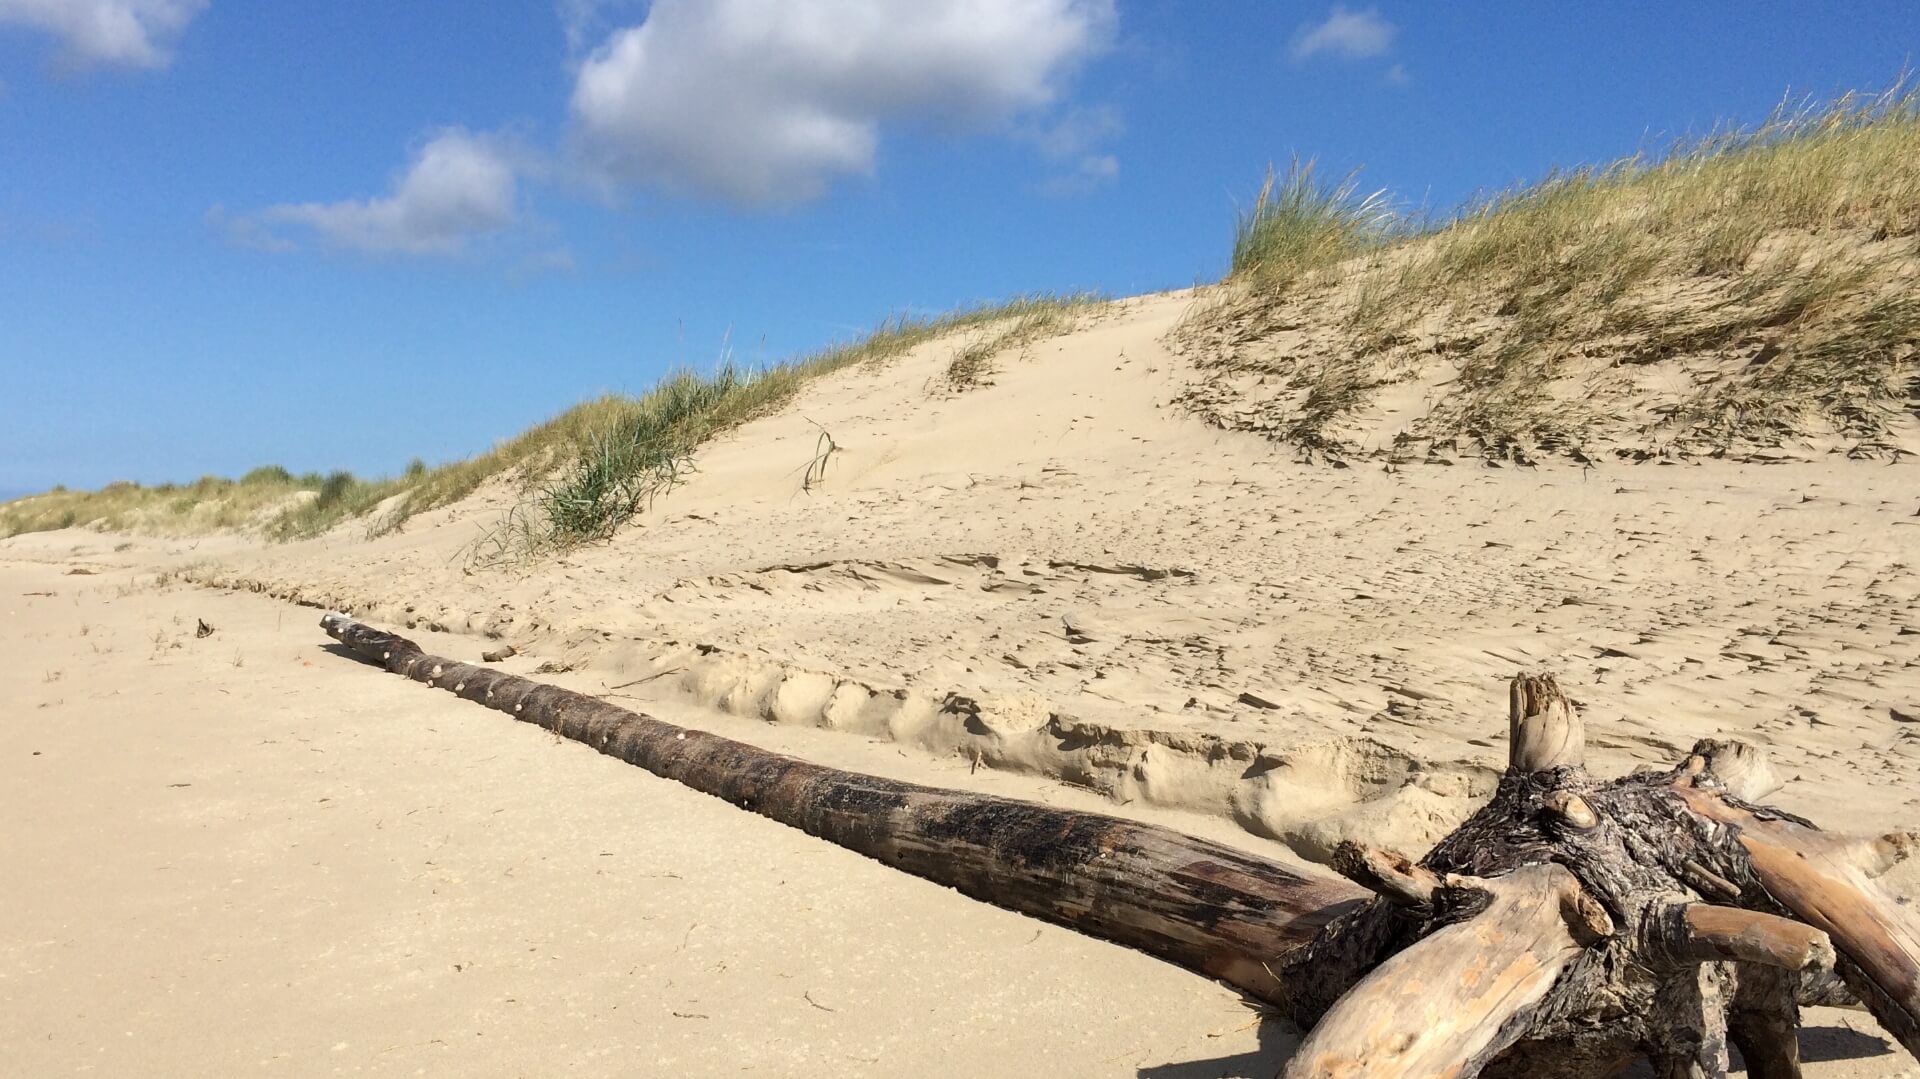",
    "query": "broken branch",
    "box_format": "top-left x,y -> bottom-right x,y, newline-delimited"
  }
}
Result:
1327,842 -> 1441,907
1647,902 -> 1835,972
1284,865 -> 1606,1078
1675,784 -> 1920,1059
1507,672 -> 1583,773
